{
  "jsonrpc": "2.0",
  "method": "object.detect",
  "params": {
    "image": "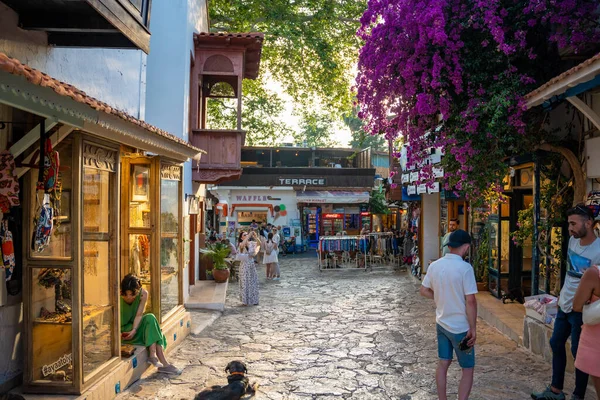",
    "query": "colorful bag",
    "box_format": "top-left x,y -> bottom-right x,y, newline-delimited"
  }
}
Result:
0,219 -> 15,281
0,151 -> 20,212
36,138 -> 60,193
32,193 -> 54,253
